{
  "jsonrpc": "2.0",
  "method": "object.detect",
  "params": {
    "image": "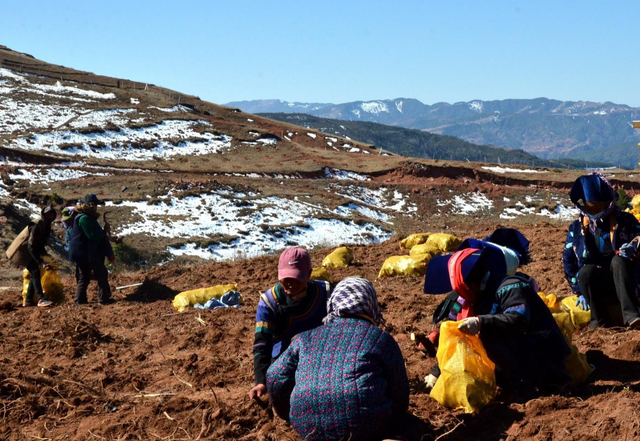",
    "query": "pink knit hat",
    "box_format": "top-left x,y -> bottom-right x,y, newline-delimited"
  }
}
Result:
278,247 -> 312,282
